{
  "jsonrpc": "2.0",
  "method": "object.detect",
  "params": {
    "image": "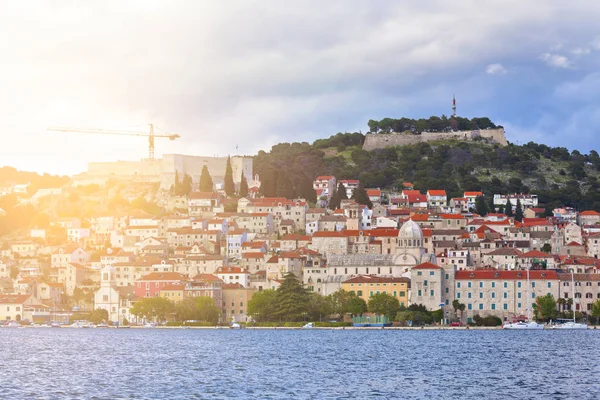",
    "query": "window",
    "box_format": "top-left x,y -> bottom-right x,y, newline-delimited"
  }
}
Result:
468,304 -> 472,310
468,282 -> 472,288
457,292 -> 461,299
503,304 -> 508,310
491,304 -> 496,310
399,291 -> 405,297
479,293 -> 483,299
548,282 -> 552,288
445,288 -> 449,294
103,295 -> 108,302
492,282 -> 496,288
532,282 -> 536,288
491,292 -> 496,299
479,282 -> 483,288
503,292 -> 507,299
430,271 -> 434,276
417,290 -> 422,296
417,271 -> 422,276
518,292 -> 522,299
468,293 -> 472,299
357,290 -> 363,297
424,280 -> 428,286
518,302 -> 522,308
479,304 -> 483,310
518,282 -> 522,288
430,290 -> 434,296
